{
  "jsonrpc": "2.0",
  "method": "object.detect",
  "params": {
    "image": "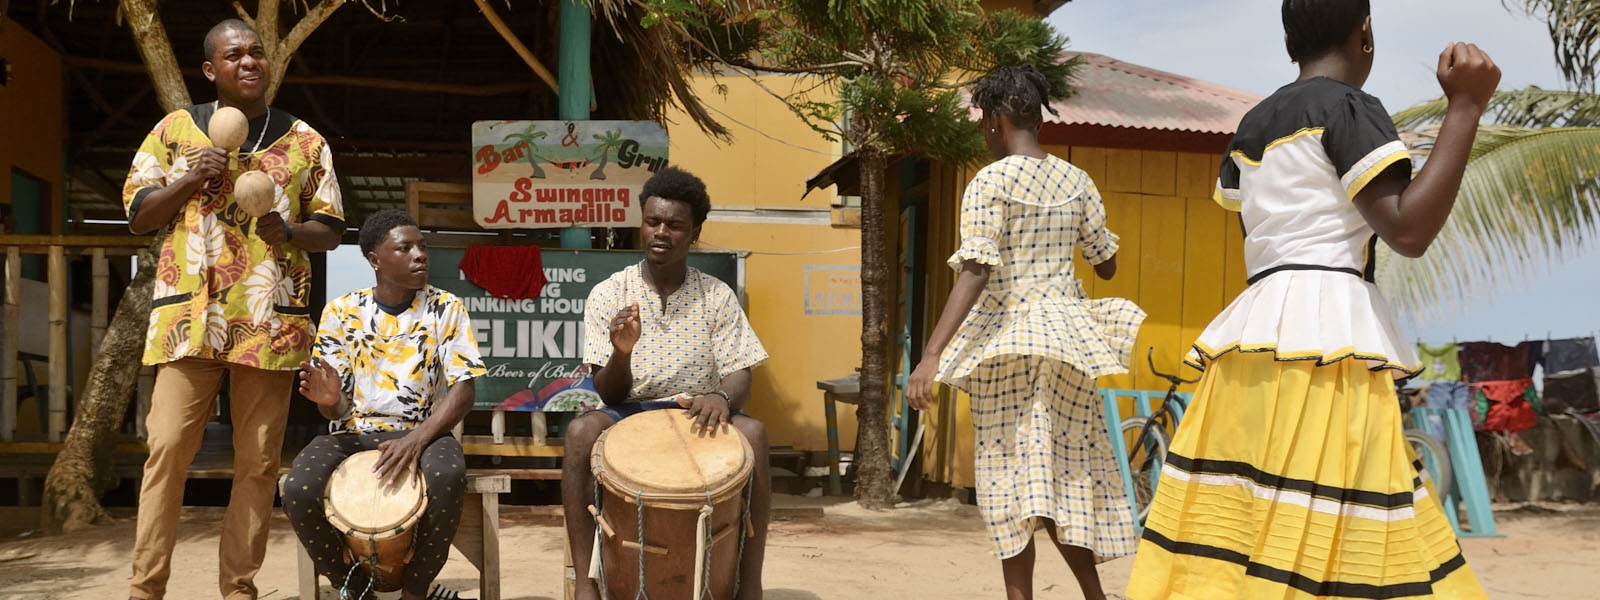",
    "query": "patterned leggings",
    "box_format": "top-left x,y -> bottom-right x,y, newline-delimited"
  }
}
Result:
282,431 -> 466,597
